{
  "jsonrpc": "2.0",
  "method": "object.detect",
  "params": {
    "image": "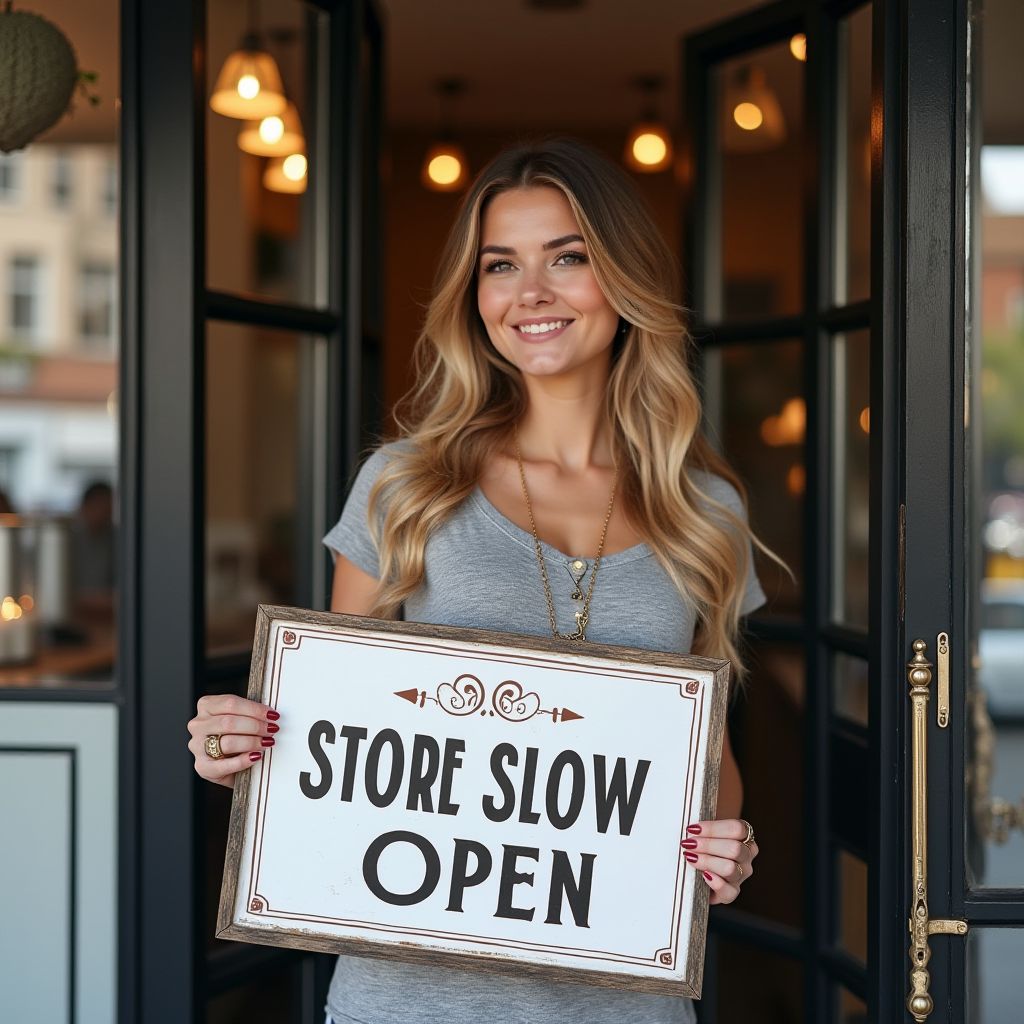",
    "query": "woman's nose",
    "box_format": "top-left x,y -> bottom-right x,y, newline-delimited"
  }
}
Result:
516,266 -> 554,307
